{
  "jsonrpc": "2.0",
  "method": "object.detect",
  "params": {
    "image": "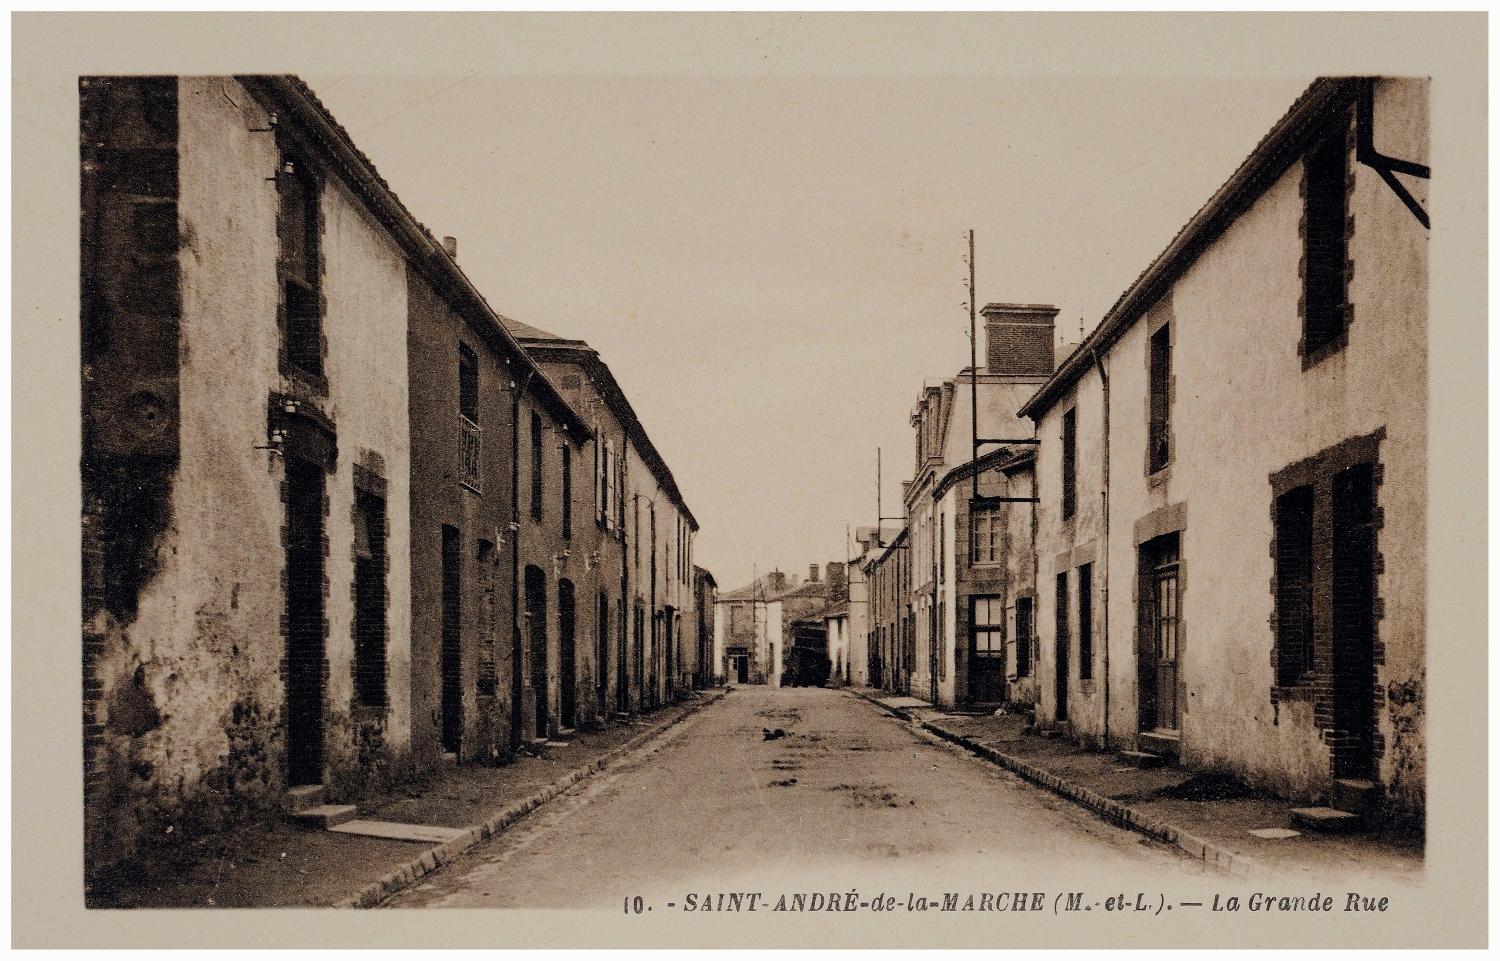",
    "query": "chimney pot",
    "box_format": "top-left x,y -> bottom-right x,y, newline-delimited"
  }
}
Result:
442,235 -> 458,259
808,564 -> 820,583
